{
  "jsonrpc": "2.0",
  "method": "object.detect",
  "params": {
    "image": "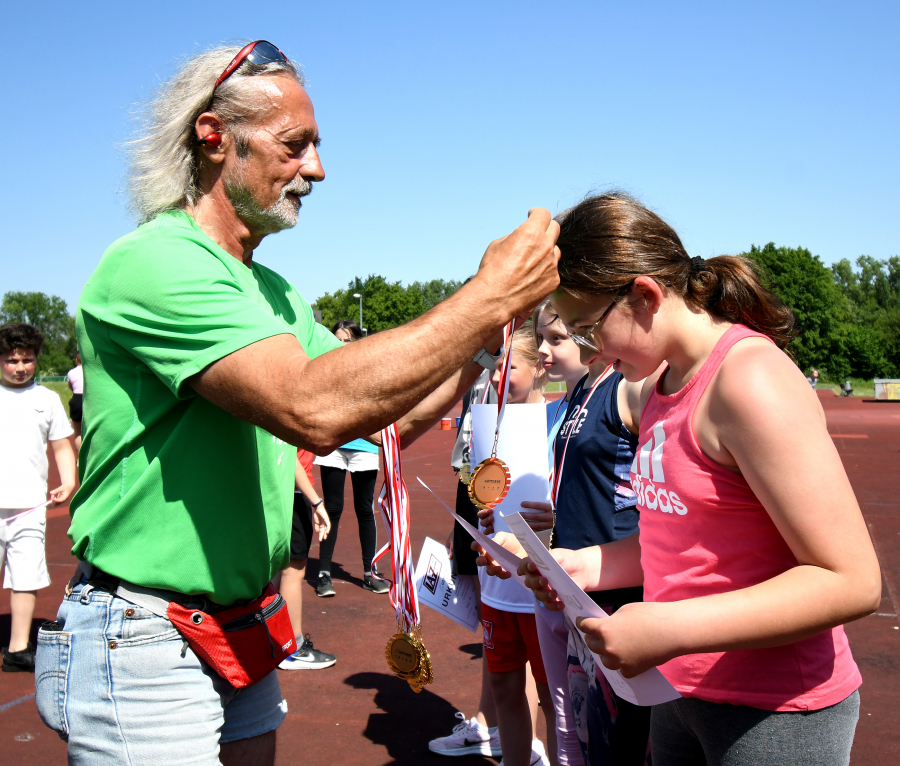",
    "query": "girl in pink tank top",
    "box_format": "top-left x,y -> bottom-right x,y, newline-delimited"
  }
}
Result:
516,193 -> 881,765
